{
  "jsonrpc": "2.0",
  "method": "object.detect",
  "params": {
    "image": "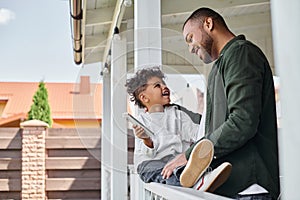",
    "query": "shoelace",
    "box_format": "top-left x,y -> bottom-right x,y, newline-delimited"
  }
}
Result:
196,167 -> 213,190
206,167 -> 213,173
